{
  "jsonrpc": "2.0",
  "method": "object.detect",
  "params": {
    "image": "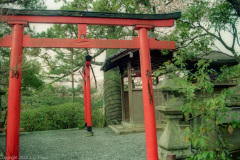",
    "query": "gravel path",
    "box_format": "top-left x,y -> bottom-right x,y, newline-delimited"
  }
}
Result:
0,128 -> 162,160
